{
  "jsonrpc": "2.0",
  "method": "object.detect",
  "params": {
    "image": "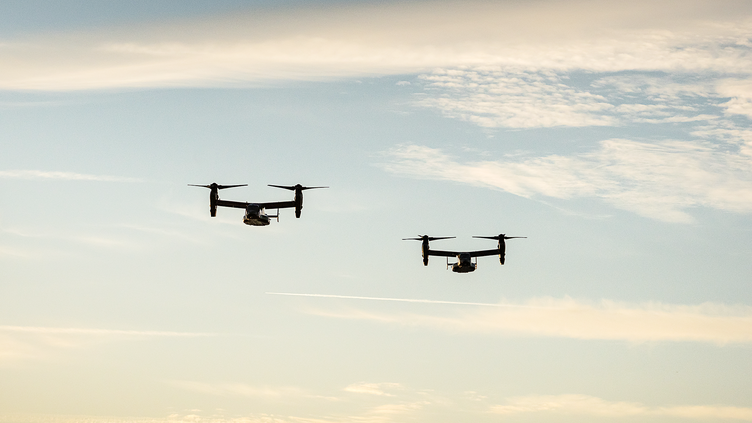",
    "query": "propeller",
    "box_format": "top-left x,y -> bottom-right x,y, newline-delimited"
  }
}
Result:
188,183 -> 247,217
402,235 -> 455,241
188,183 -> 247,190
473,234 -> 527,240
268,184 -> 329,191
